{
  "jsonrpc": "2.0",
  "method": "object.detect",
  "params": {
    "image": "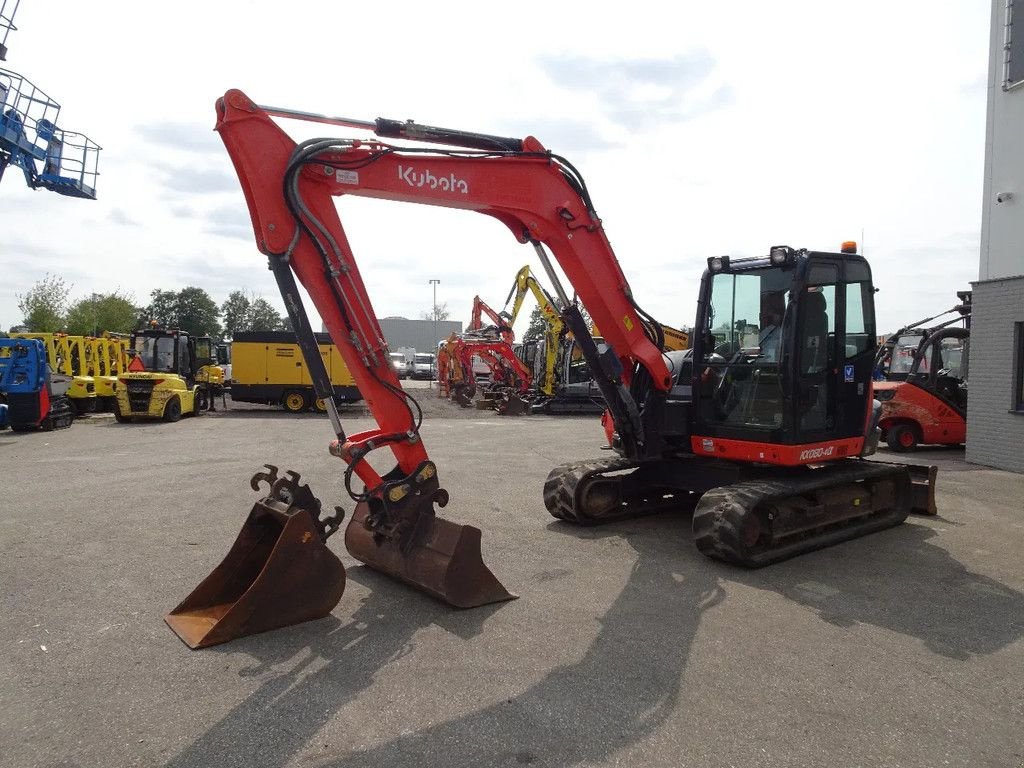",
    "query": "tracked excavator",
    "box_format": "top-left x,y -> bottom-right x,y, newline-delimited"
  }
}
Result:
165,91 -> 935,649
467,295 -> 514,345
